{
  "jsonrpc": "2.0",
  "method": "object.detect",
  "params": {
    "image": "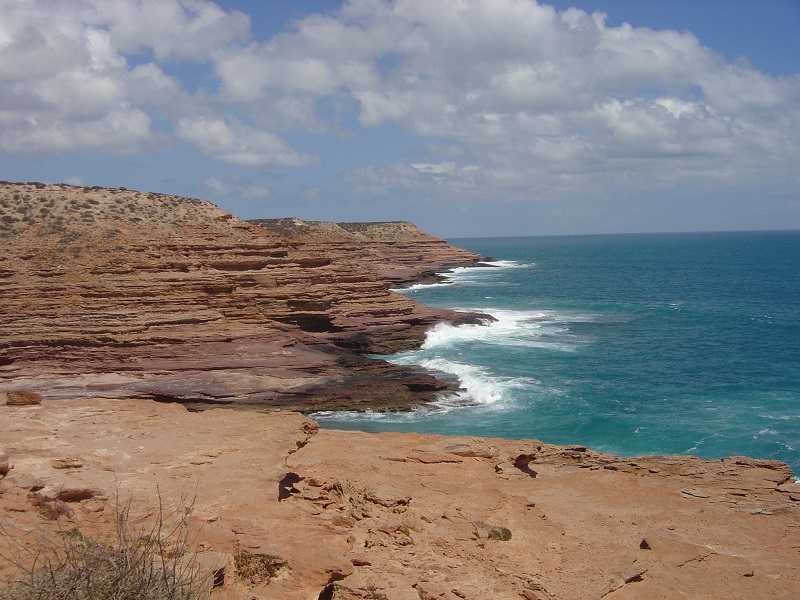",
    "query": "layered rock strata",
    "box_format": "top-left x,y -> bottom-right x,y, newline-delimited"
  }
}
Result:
0,182 -> 487,410
1,398 -> 798,599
